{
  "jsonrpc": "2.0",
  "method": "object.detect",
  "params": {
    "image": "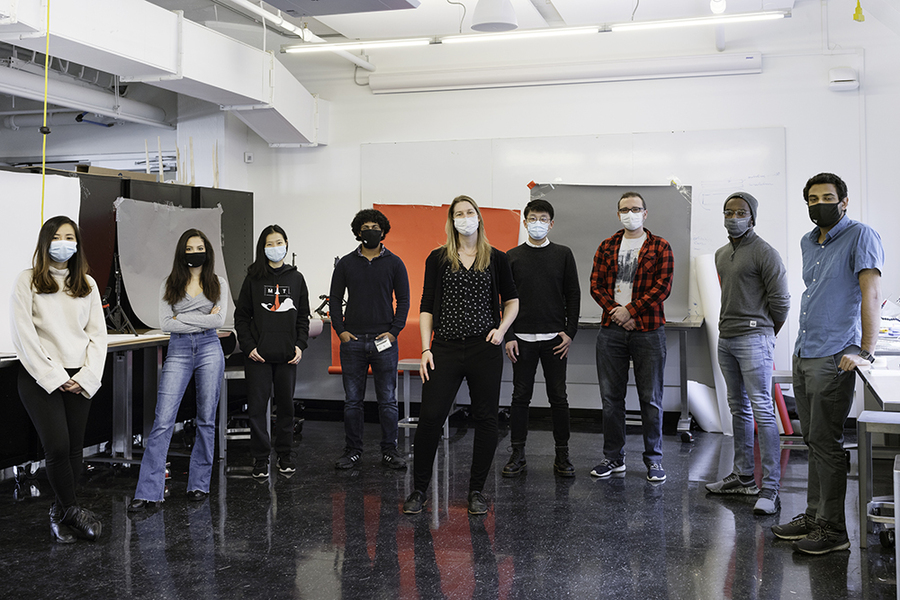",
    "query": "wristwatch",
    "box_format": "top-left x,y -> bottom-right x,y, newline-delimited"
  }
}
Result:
858,349 -> 876,363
